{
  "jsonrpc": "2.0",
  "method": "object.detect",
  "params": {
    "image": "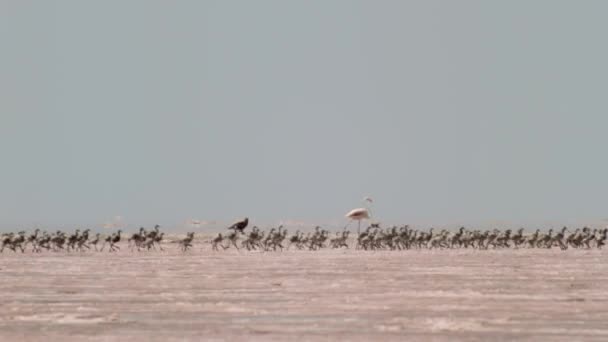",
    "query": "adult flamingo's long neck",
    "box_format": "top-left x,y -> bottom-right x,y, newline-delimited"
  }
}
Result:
360,197 -> 373,235
364,198 -> 373,218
